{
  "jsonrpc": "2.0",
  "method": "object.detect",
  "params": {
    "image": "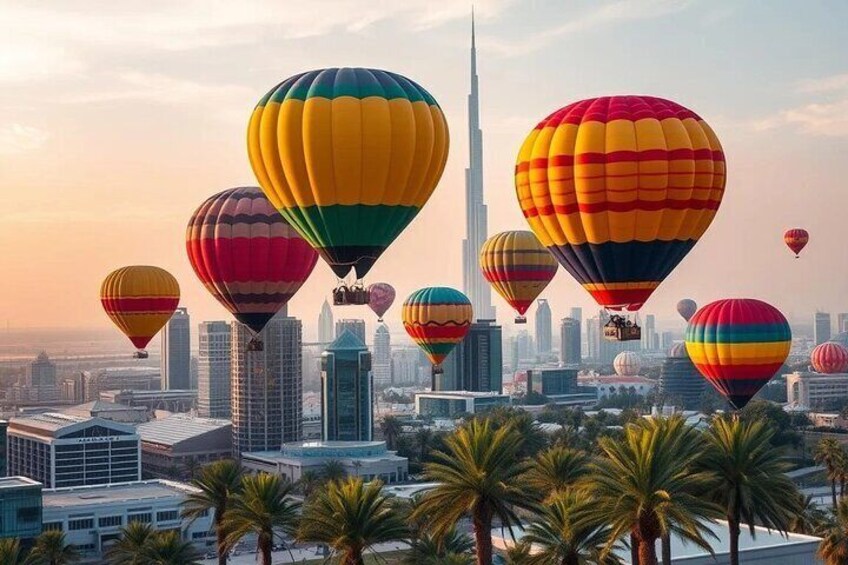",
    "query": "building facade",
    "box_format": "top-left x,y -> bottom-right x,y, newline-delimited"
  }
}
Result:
786,371 -> 848,408
161,307 -> 191,390
232,315 -> 303,456
321,331 -> 373,442
136,415 -> 231,480
415,391 -> 510,418
815,312 -> 832,346
7,414 -> 140,488
659,347 -> 706,410
0,477 -> 42,541
560,317 -> 581,365
82,367 -> 160,402
13,352 -> 60,404
535,299 -> 552,355
100,389 -> 196,413
197,321 -> 231,418
318,299 -> 334,344
335,319 -> 366,343
437,319 -> 503,393
527,368 -> 578,397
586,311 -> 641,365
372,324 -> 392,387
642,314 -> 659,351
